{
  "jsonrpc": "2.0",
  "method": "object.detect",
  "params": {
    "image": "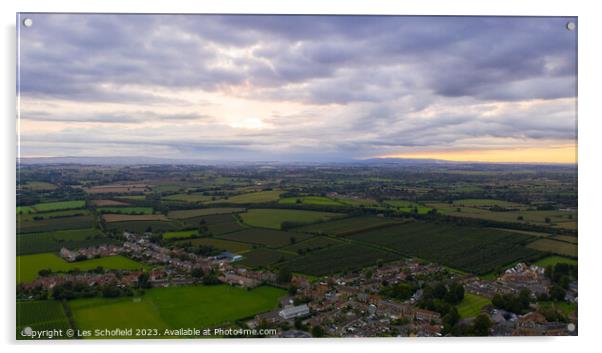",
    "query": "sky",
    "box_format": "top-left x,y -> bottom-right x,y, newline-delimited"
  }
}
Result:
17,14 -> 577,163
